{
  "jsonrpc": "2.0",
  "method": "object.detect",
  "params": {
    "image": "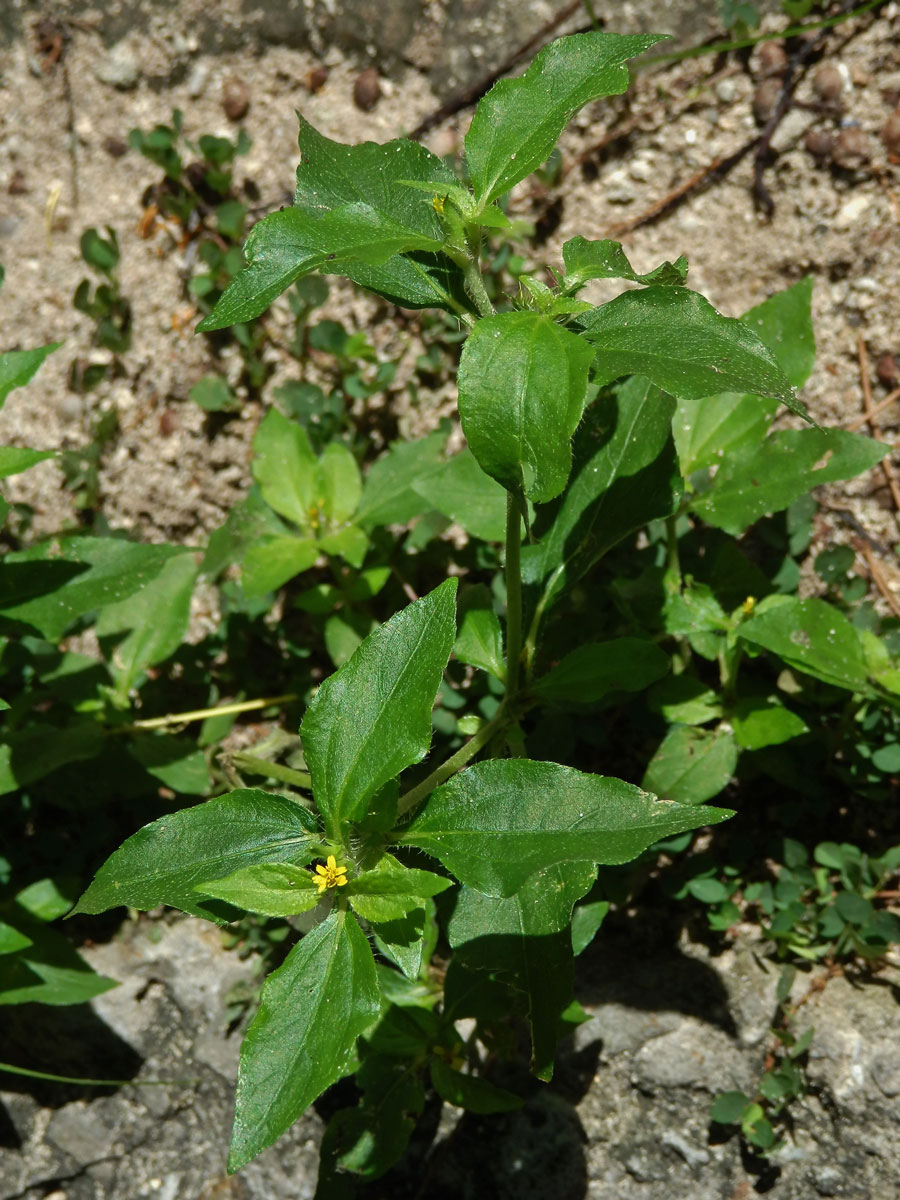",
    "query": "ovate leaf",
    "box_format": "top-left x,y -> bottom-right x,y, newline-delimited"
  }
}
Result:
242,535 -> 320,596
347,853 -> 452,924
562,237 -> 687,291
301,580 -> 457,836
72,790 -> 320,921
429,1060 -> 522,1113
522,378 -> 681,603
466,31 -> 663,207
0,447 -> 56,478
446,863 -> 596,1079
197,862 -> 320,917
356,430 -> 448,528
455,585 -> 504,680
690,429 -> 885,536
642,725 -> 738,805
457,312 -> 594,503
252,409 -> 318,528
0,343 -> 60,408
535,637 -> 668,703
579,287 -> 805,418
229,911 -> 381,1171
738,596 -> 867,691
412,449 -> 507,542
399,759 -> 732,896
